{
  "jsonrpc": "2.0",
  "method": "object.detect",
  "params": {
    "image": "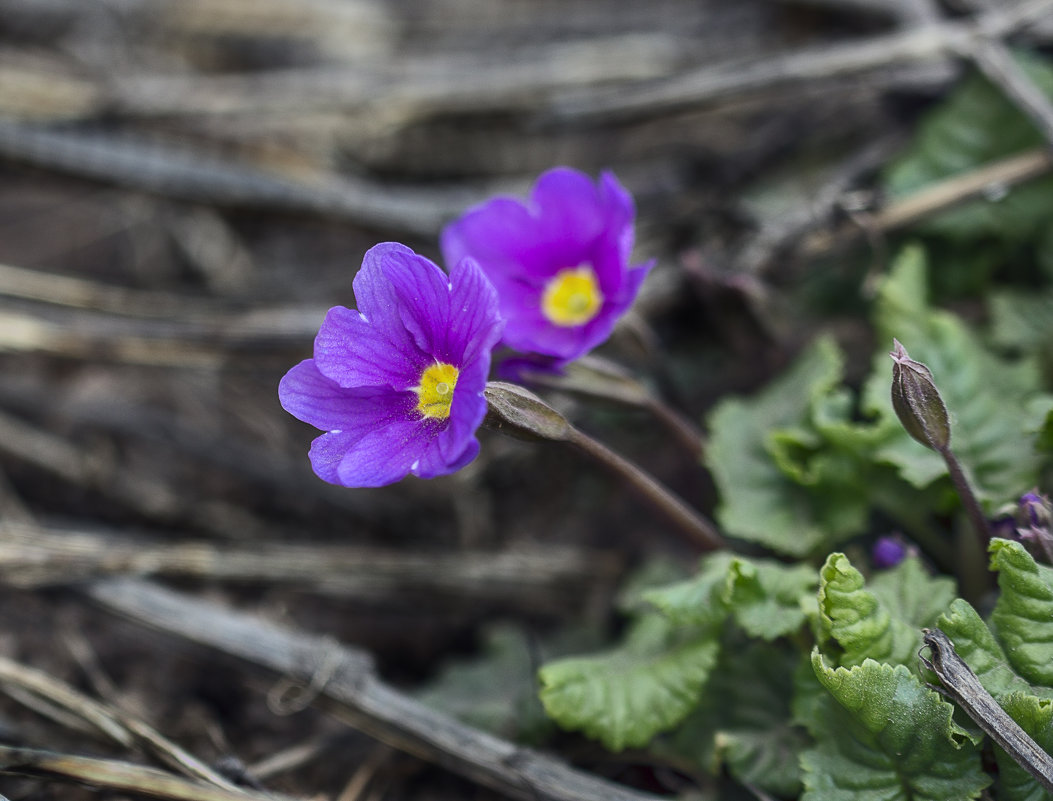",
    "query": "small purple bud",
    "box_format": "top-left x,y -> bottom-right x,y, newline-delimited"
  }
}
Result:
889,339 -> 951,452
1020,491 -> 1051,529
872,535 -> 910,569
990,514 -> 1018,540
